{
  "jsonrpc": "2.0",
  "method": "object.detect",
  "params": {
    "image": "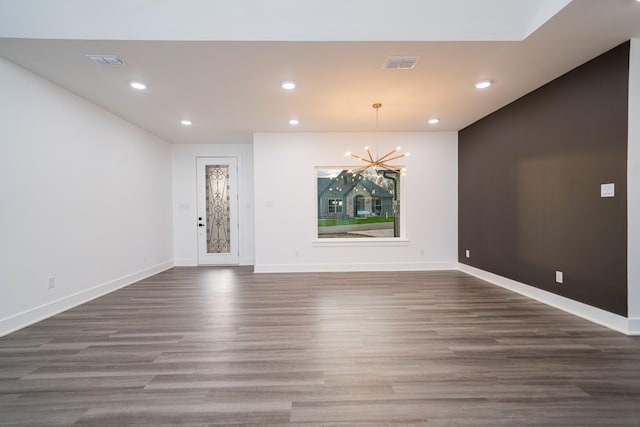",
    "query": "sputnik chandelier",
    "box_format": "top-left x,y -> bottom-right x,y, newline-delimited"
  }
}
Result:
345,103 -> 409,174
